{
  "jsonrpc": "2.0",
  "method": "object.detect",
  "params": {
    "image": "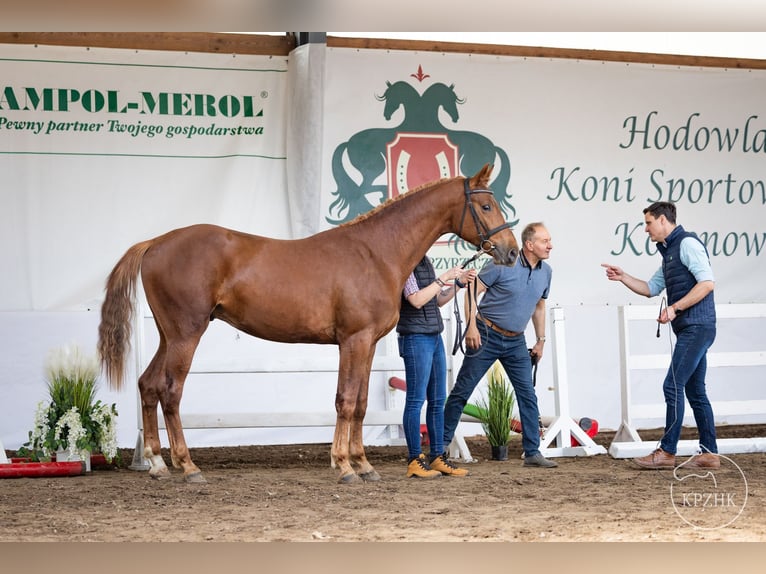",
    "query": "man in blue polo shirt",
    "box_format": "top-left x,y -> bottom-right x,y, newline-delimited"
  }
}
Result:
442,222 -> 558,468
